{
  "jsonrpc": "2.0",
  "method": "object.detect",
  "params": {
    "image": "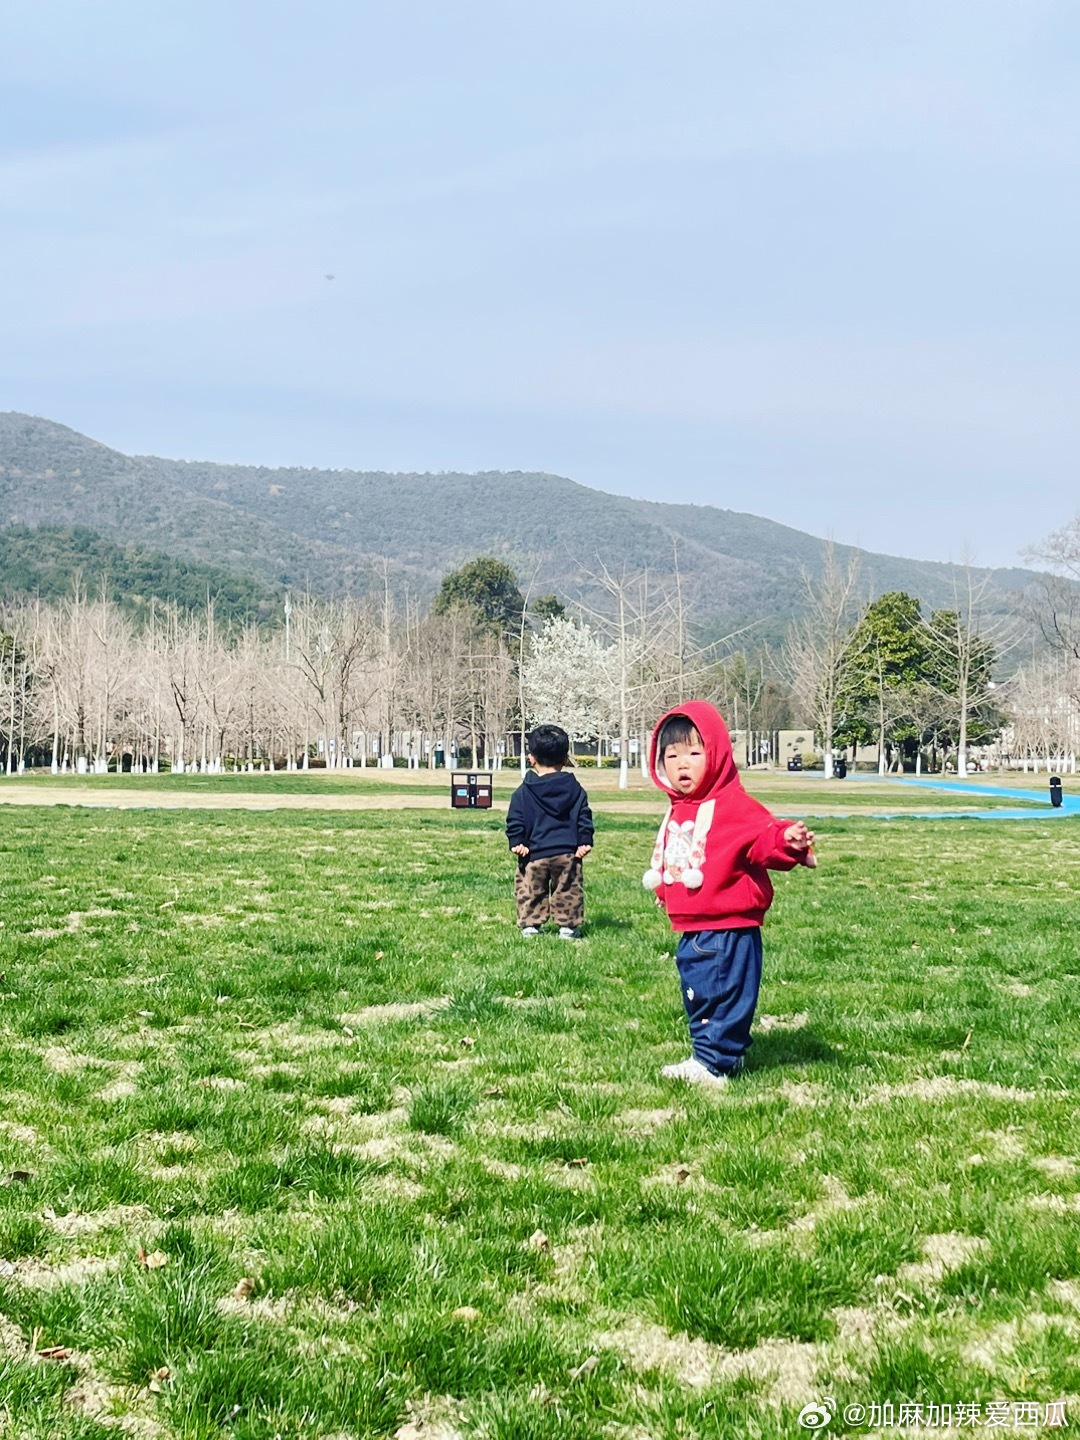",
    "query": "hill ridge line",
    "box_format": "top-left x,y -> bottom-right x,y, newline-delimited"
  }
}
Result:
0,411 -> 1042,632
